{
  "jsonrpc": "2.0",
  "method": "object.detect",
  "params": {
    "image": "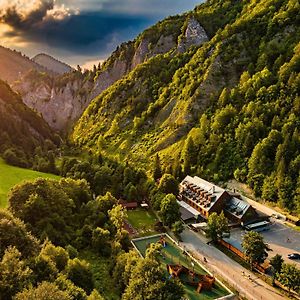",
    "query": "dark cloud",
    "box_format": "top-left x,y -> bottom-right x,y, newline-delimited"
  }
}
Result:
2,11 -> 152,56
0,0 -> 203,65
